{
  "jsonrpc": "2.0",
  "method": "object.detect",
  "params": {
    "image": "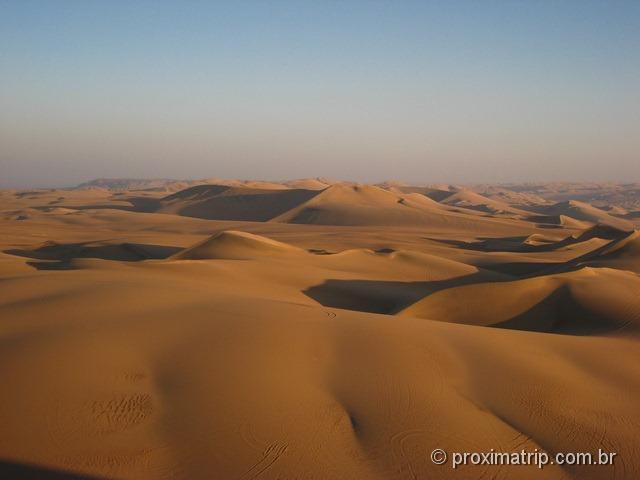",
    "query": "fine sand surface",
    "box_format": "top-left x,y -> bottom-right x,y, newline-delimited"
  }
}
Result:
1,182 -> 640,479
